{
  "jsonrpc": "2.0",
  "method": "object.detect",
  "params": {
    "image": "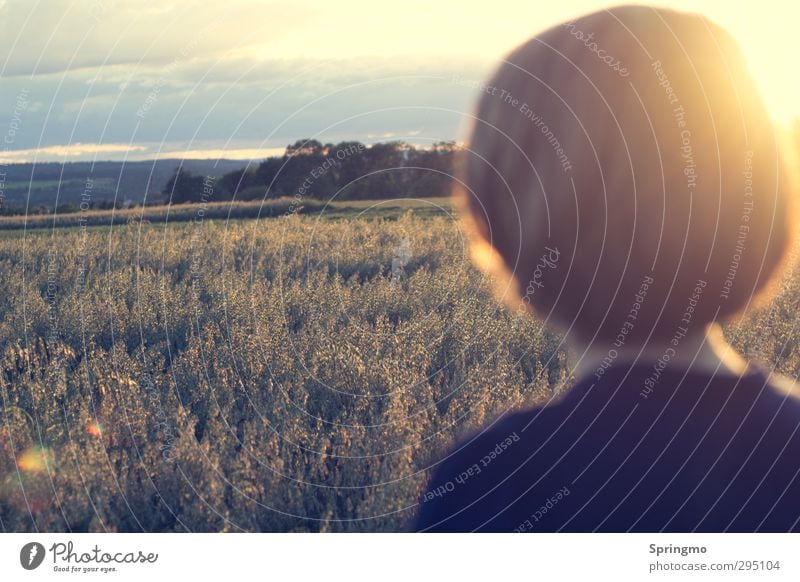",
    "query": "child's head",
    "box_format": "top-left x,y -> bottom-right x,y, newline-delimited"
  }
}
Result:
458,5 -> 796,344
